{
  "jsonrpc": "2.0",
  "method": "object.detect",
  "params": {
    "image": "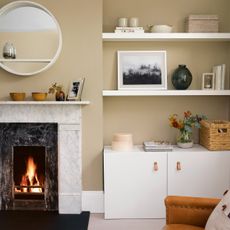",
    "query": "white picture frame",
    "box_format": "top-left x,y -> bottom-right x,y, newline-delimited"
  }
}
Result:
202,73 -> 215,90
67,78 -> 85,101
117,50 -> 167,90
